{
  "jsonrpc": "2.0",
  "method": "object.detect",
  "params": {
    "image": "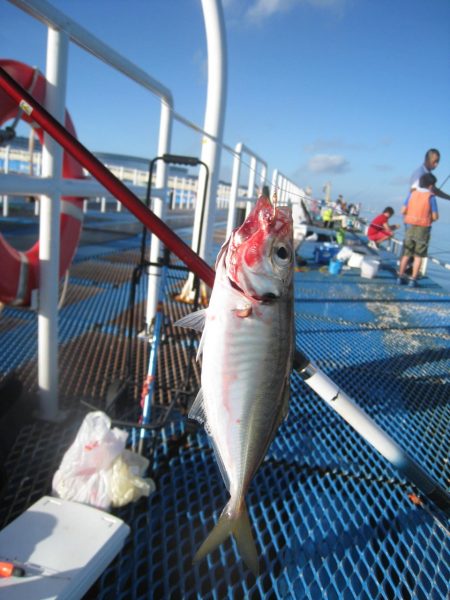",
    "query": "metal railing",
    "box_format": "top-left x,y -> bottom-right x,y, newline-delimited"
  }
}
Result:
226,142 -> 267,238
